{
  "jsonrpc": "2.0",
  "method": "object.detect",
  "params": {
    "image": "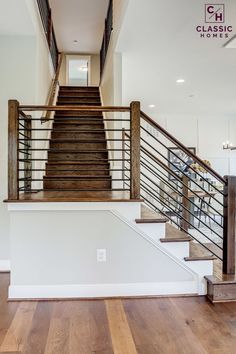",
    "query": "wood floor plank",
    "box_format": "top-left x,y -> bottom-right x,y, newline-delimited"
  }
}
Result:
0,302 -> 37,352
170,297 -> 236,353
123,298 -> 207,354
0,275 -> 19,347
1,275 -> 236,353
21,302 -> 53,354
44,317 -> 70,354
48,300 -> 113,354
105,299 -> 137,354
